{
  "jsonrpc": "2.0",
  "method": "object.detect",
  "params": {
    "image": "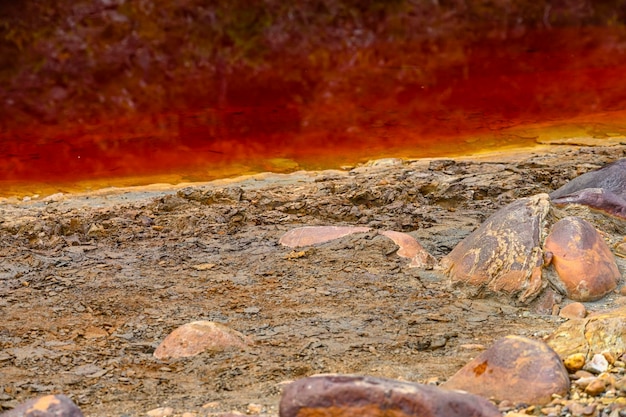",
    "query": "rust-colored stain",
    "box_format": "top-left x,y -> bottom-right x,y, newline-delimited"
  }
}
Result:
473,360 -> 489,376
